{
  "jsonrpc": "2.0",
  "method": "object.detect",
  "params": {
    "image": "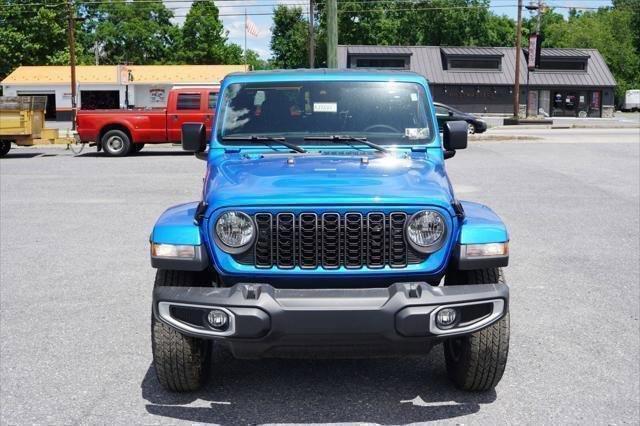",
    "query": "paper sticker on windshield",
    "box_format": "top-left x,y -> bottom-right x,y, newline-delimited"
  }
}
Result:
405,128 -> 429,139
313,102 -> 337,113
410,93 -> 418,101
